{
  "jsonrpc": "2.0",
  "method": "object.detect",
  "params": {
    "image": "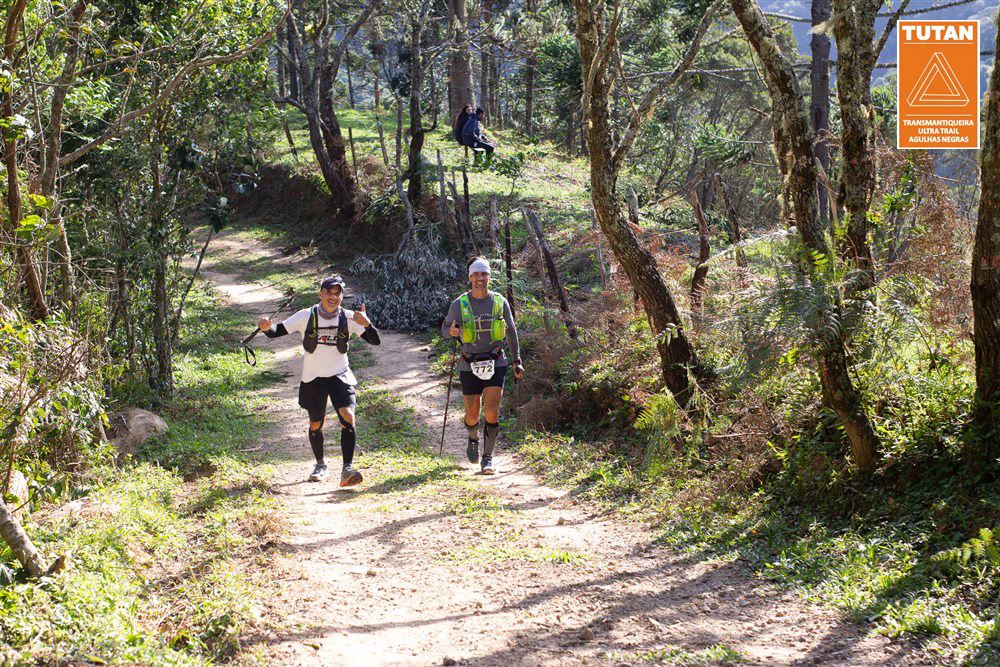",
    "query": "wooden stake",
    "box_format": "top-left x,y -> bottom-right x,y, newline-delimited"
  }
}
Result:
462,166 -> 471,227
592,208 -> 607,288
522,208 -> 576,337
488,195 -> 499,250
504,212 -> 515,318
348,126 -> 359,183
